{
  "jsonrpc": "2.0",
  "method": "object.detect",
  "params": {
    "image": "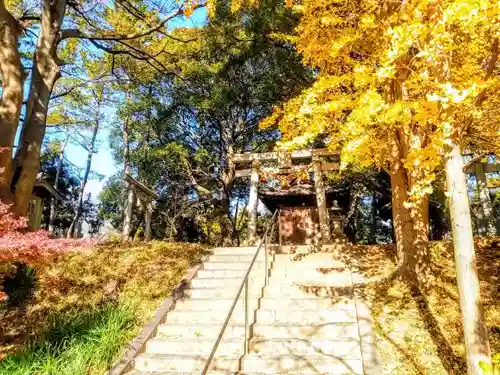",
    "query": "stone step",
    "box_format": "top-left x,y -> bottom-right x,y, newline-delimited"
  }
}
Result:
157,323 -> 246,340
269,266 -> 348,276
270,258 -> 346,269
166,309 -> 254,324
134,353 -> 240,372
156,322 -> 360,341
203,261 -> 264,270
127,371 -> 357,375
259,296 -> 354,310
255,308 -> 357,324
176,298 -> 260,311
212,247 -> 259,254
126,371 -> 236,375
197,269 -> 250,278
190,277 -> 264,289
145,338 -> 244,355
208,254 -> 258,262
266,274 -> 353,287
184,287 -> 262,299
263,285 -> 353,298
272,253 -> 342,260
271,244 -> 346,254
240,354 -> 363,374
252,323 -> 359,340
167,307 -> 356,325
248,338 -> 362,358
